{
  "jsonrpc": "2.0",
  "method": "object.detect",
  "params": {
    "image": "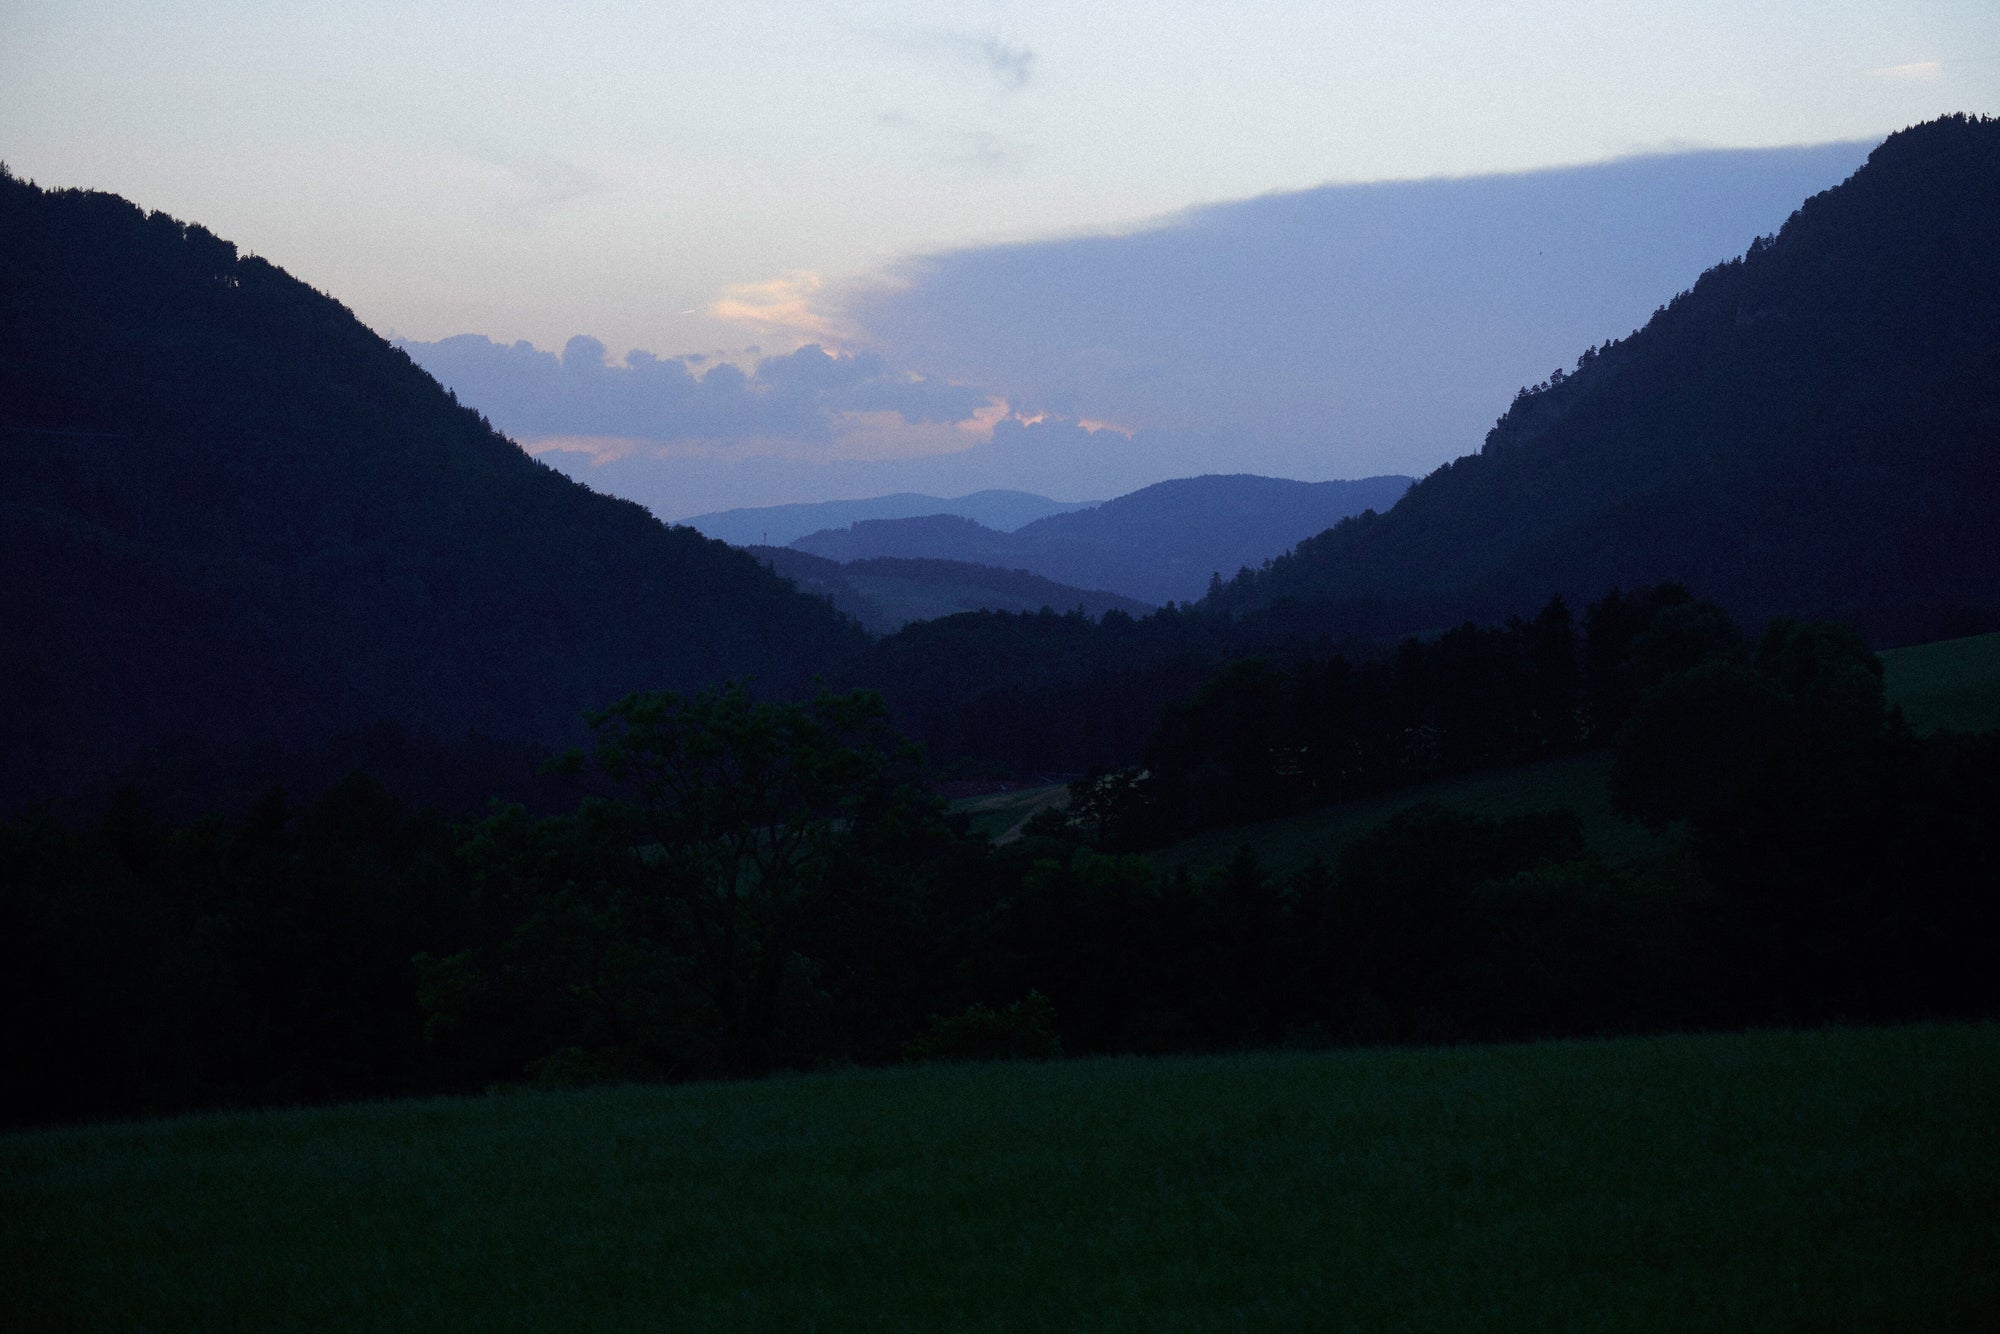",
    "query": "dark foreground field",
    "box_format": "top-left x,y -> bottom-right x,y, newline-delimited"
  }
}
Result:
7,1024 -> 1996,1331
